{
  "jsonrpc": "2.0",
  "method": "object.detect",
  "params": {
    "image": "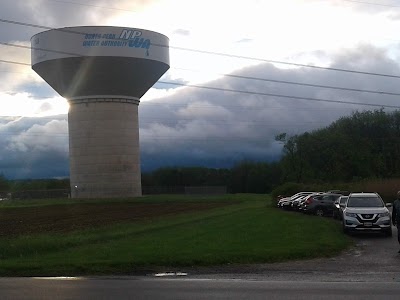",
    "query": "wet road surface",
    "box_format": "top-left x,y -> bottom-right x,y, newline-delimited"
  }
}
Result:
1,277 -> 400,300
184,224 -> 400,282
